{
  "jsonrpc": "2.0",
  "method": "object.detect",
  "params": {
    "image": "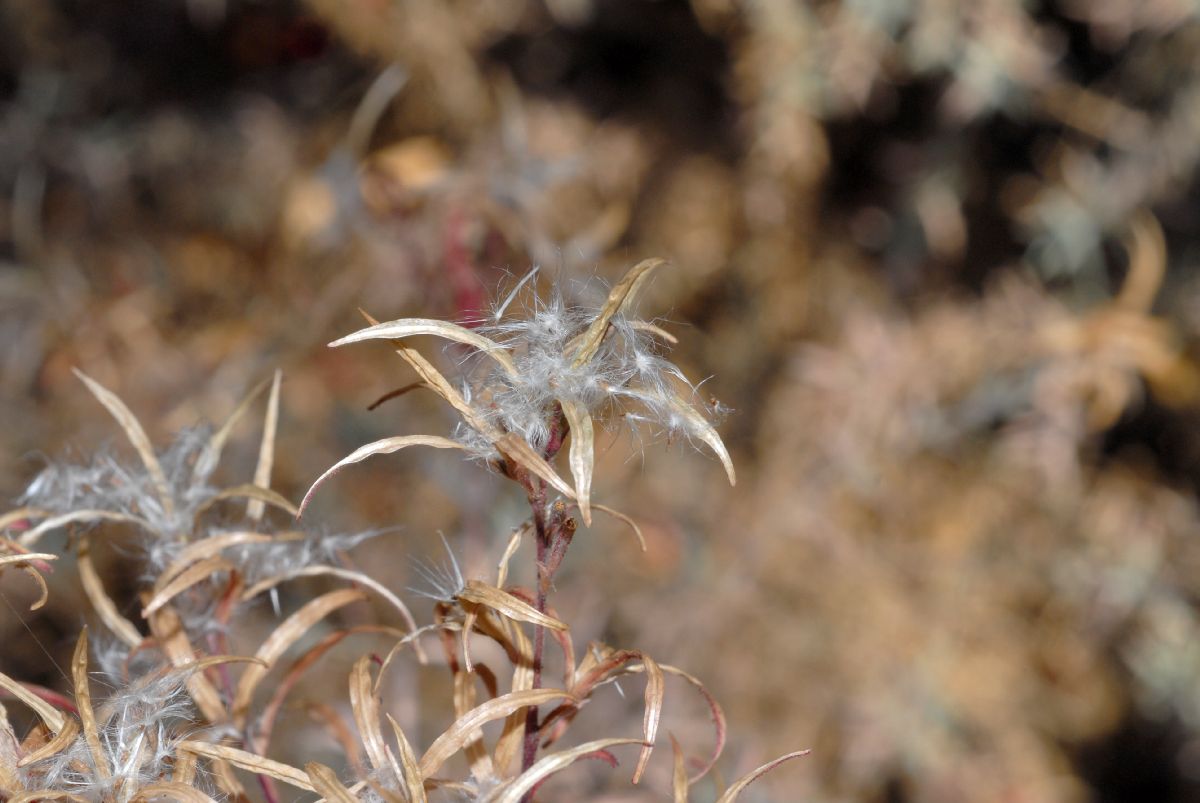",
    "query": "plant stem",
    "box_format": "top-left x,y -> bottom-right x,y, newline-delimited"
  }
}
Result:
522,487 -> 550,779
